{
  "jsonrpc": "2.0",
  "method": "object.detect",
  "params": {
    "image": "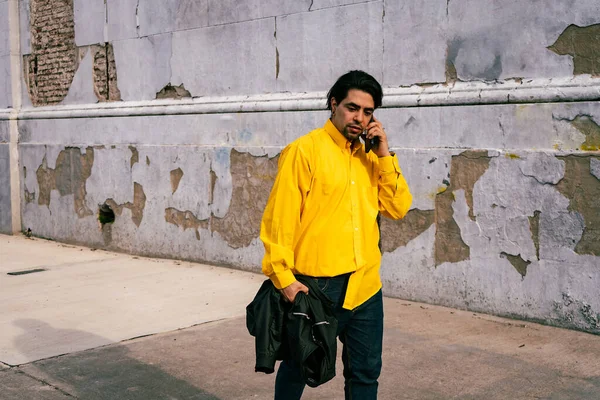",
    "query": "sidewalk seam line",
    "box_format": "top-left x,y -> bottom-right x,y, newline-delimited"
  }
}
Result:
14,369 -> 79,399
